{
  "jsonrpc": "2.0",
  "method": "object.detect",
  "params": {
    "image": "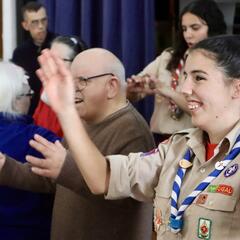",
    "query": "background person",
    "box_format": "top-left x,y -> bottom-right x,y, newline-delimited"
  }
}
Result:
127,0 -> 226,144
12,1 -> 56,115
0,49 -> 155,240
33,35 -> 87,137
0,62 -> 60,240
